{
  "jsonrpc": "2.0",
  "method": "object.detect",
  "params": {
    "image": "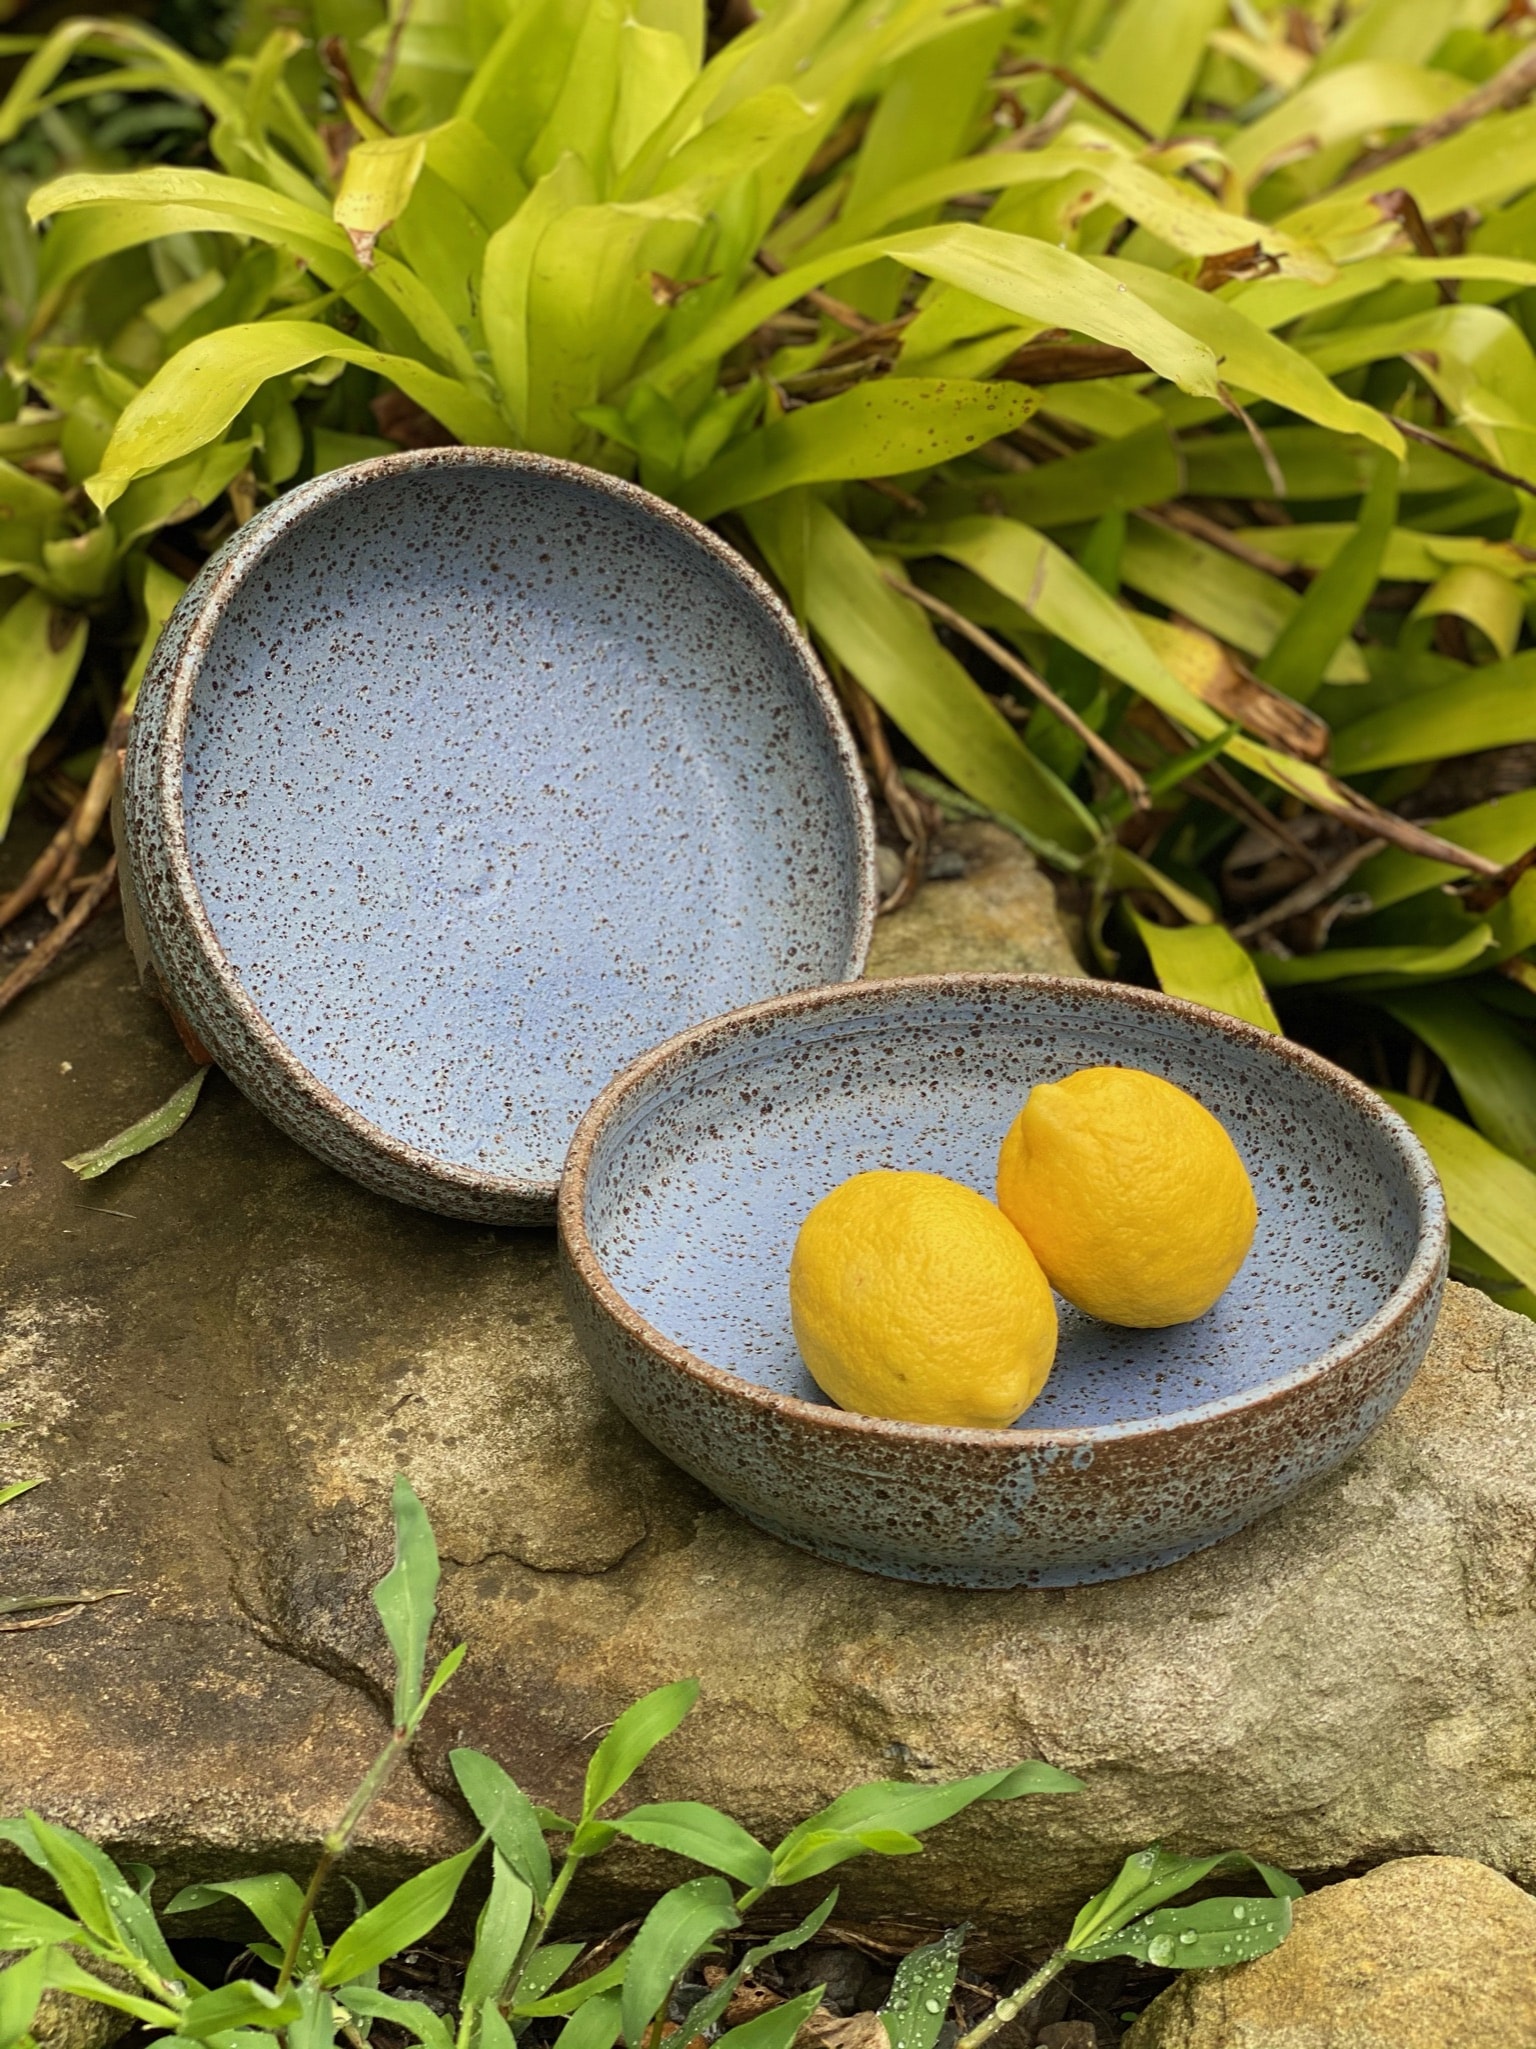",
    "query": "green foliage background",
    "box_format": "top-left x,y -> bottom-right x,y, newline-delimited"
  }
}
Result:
1,0 -> 1534,1311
